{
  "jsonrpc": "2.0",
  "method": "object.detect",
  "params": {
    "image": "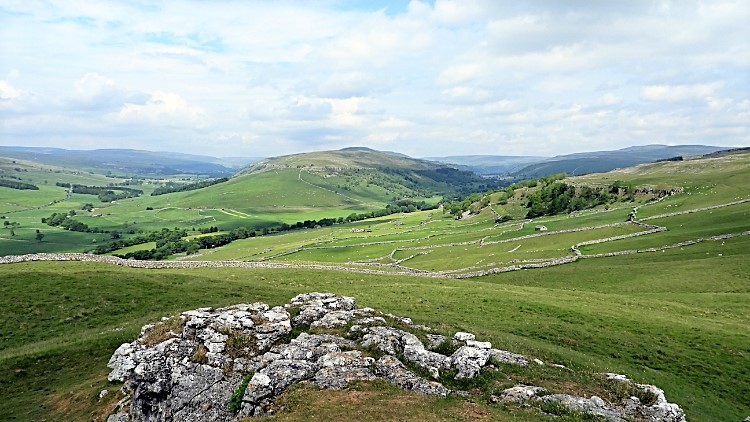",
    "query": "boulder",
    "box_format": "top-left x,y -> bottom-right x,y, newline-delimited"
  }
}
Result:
450,345 -> 490,379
